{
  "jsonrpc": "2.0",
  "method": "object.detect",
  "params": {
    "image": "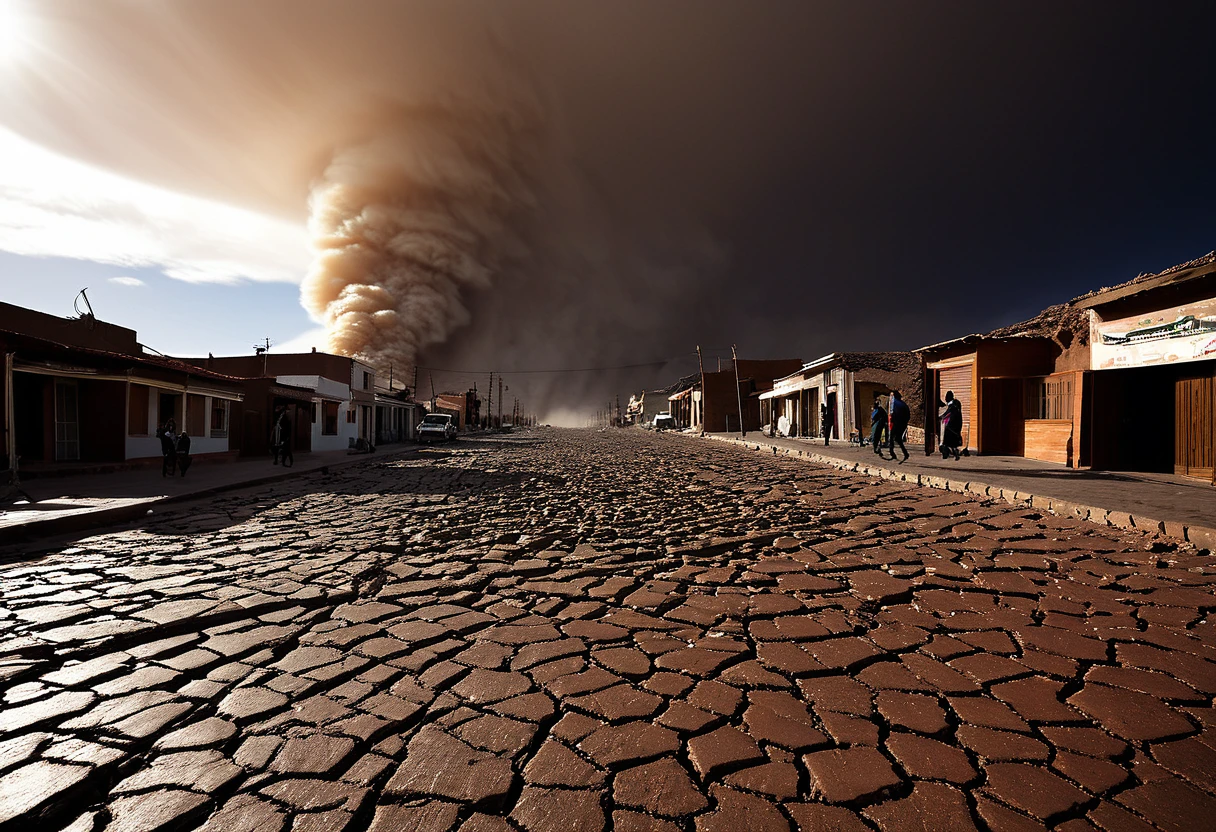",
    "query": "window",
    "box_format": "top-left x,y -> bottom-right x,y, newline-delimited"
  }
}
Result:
362,371 -> 372,390
128,384 -> 150,436
1025,376 -> 1074,420
187,394 -> 207,436
322,401 -> 339,435
346,405 -> 357,423
210,399 -> 229,438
